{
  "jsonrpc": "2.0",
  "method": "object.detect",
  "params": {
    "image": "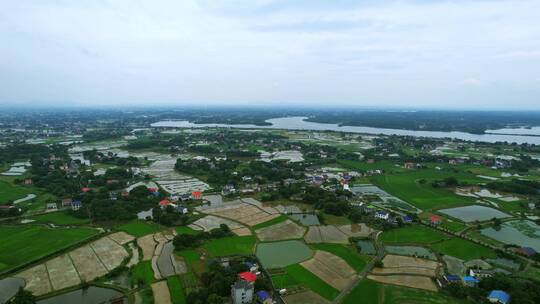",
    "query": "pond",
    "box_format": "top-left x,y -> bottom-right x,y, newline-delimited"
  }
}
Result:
438,205 -> 511,223
356,240 -> 376,255
151,116 -> 540,145
256,240 -> 313,269
384,246 -> 437,260
481,220 -> 540,251
37,286 -> 126,304
0,277 -> 25,303
289,214 -> 320,226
